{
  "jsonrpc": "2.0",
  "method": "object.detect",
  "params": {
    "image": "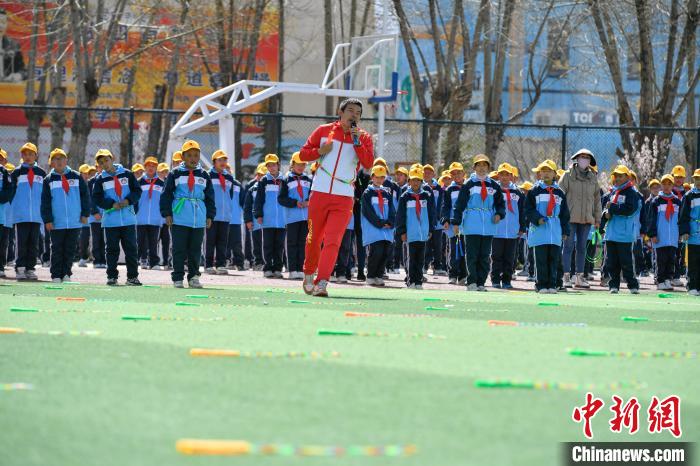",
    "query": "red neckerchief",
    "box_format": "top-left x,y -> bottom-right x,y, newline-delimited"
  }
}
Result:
148,177 -> 156,199
502,186 -> 514,213
480,179 -> 487,201
27,166 -> 35,187
612,181 -> 631,203
377,188 -> 384,216
412,193 -> 421,220
61,174 -> 69,194
664,195 -> 675,220
113,175 -> 122,198
187,170 -> 195,192
546,186 -> 555,216
218,172 -> 226,193
295,175 -> 304,200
